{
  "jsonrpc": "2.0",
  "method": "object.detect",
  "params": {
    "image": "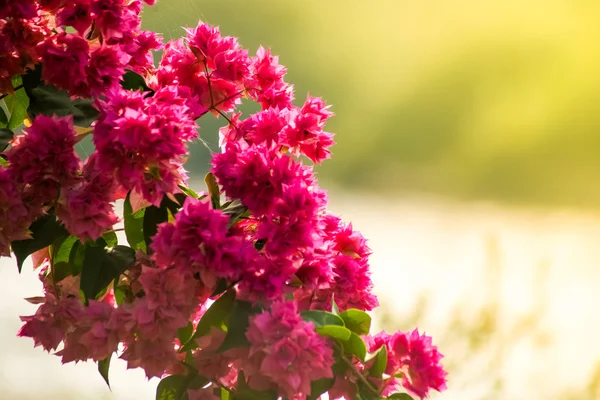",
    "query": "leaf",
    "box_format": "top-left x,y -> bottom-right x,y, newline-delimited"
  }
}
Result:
368,345 -> 388,378
341,332 -> 367,362
356,380 -> 381,400
26,83 -> 98,127
103,231 -> 118,247
143,203 -> 168,249
156,374 -> 210,400
180,290 -> 236,352
339,309 -> 372,335
331,294 -> 340,316
386,394 -> 414,400
124,192 -> 147,253
308,378 -> 335,400
301,310 -> 345,328
3,77 -> 30,129
120,70 -> 152,92
177,322 -> 194,344
98,354 -> 112,389
0,107 -> 7,125
315,325 -> 352,341
0,127 -> 13,151
68,240 -> 85,276
155,375 -> 187,400
11,212 -> 69,272
80,241 -> 135,303
233,371 -> 278,400
204,172 -> 220,209
217,300 -> 257,353
222,200 -> 249,229
178,184 -> 199,199
51,236 -> 79,283
219,388 -> 230,400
